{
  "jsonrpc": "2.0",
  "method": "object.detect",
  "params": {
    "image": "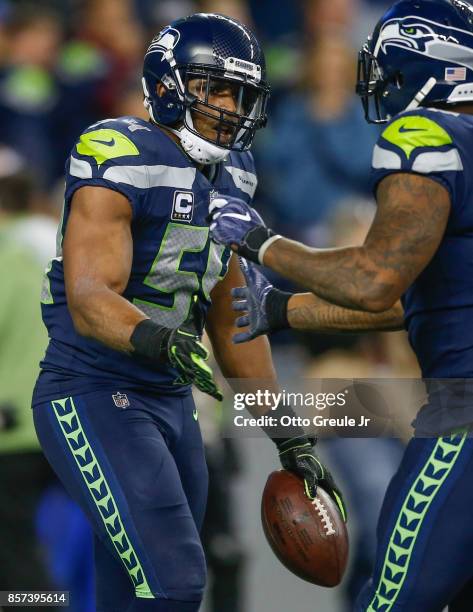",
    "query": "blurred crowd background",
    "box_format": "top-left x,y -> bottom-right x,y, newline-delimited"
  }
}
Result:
0,1 -> 422,611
